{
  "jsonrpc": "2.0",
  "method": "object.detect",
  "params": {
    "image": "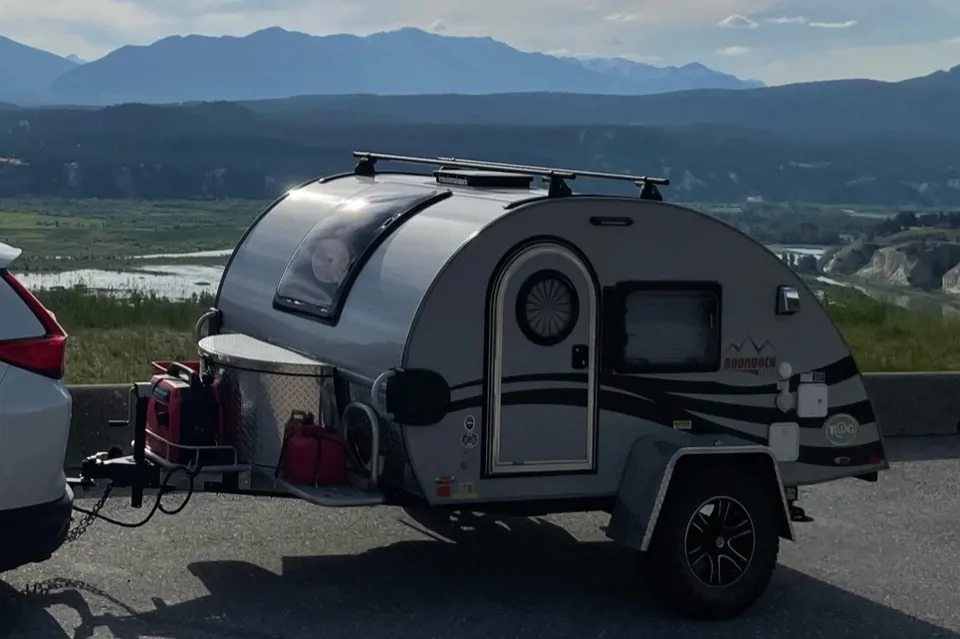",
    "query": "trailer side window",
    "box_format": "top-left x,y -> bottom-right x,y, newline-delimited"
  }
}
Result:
612,284 -> 720,373
274,188 -> 449,324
